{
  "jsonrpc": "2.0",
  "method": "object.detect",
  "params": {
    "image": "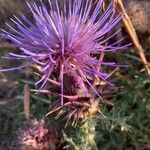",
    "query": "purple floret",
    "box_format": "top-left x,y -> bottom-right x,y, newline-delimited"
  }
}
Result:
0,0 -> 129,105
